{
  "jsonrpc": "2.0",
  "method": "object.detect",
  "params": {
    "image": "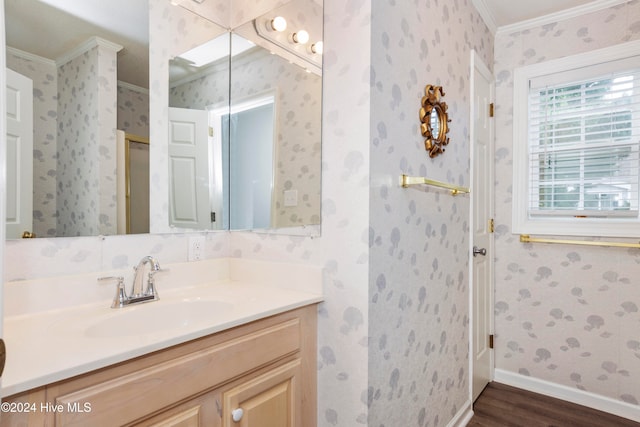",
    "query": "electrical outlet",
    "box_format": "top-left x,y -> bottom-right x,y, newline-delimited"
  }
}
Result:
188,236 -> 205,261
284,190 -> 298,207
